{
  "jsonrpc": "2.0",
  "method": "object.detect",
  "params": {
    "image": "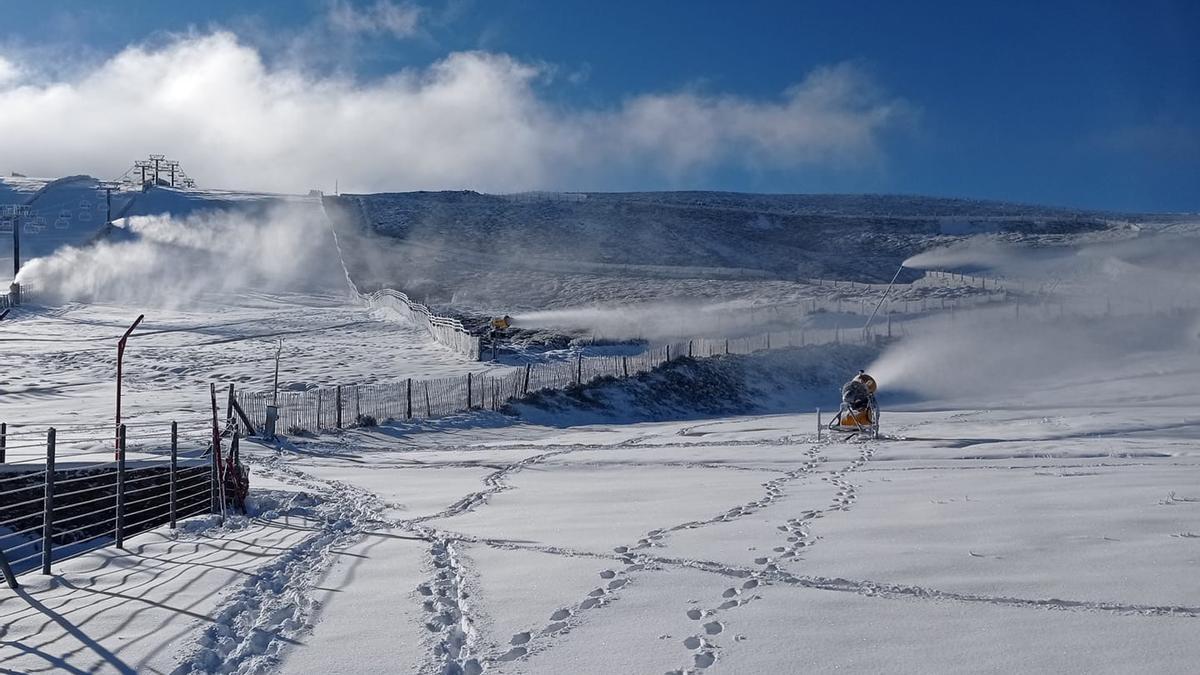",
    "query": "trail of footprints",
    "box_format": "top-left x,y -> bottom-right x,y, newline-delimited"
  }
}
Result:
666,577 -> 765,674
666,441 -> 876,674
758,442 -> 875,566
461,438 -> 875,671
487,560 -> 642,665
